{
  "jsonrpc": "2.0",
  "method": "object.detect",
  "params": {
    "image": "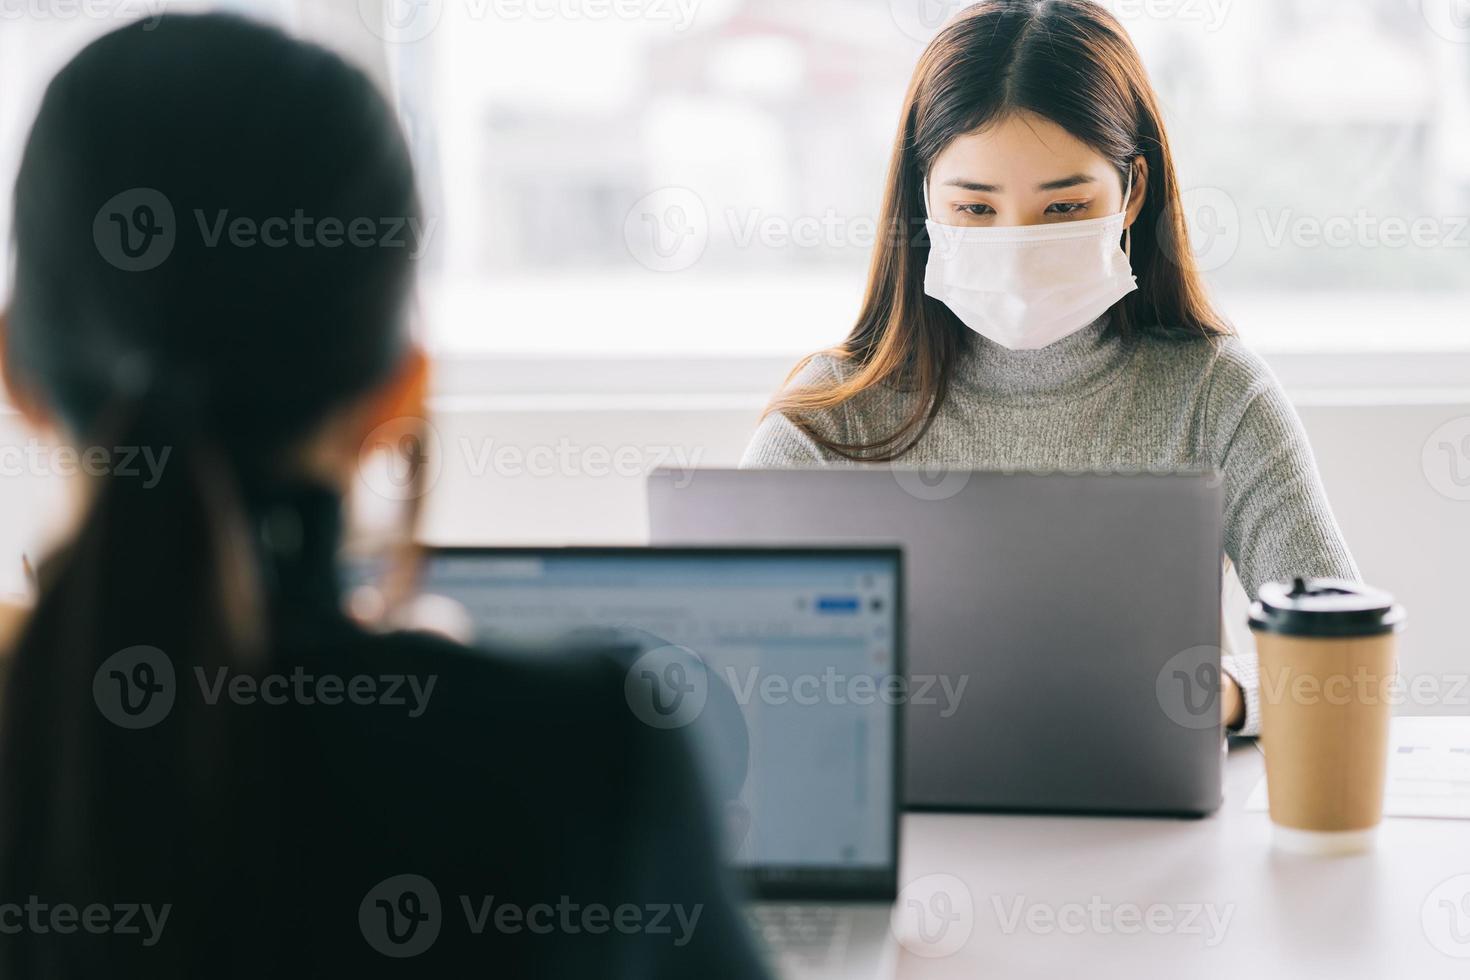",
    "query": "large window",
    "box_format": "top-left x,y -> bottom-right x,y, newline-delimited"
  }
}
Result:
393,0 -> 1470,355
6,1 -> 1470,359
